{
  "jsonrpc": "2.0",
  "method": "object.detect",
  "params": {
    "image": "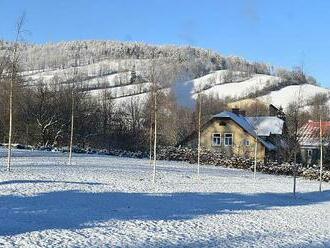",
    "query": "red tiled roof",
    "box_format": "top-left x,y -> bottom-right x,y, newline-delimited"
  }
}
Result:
299,120 -> 330,147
